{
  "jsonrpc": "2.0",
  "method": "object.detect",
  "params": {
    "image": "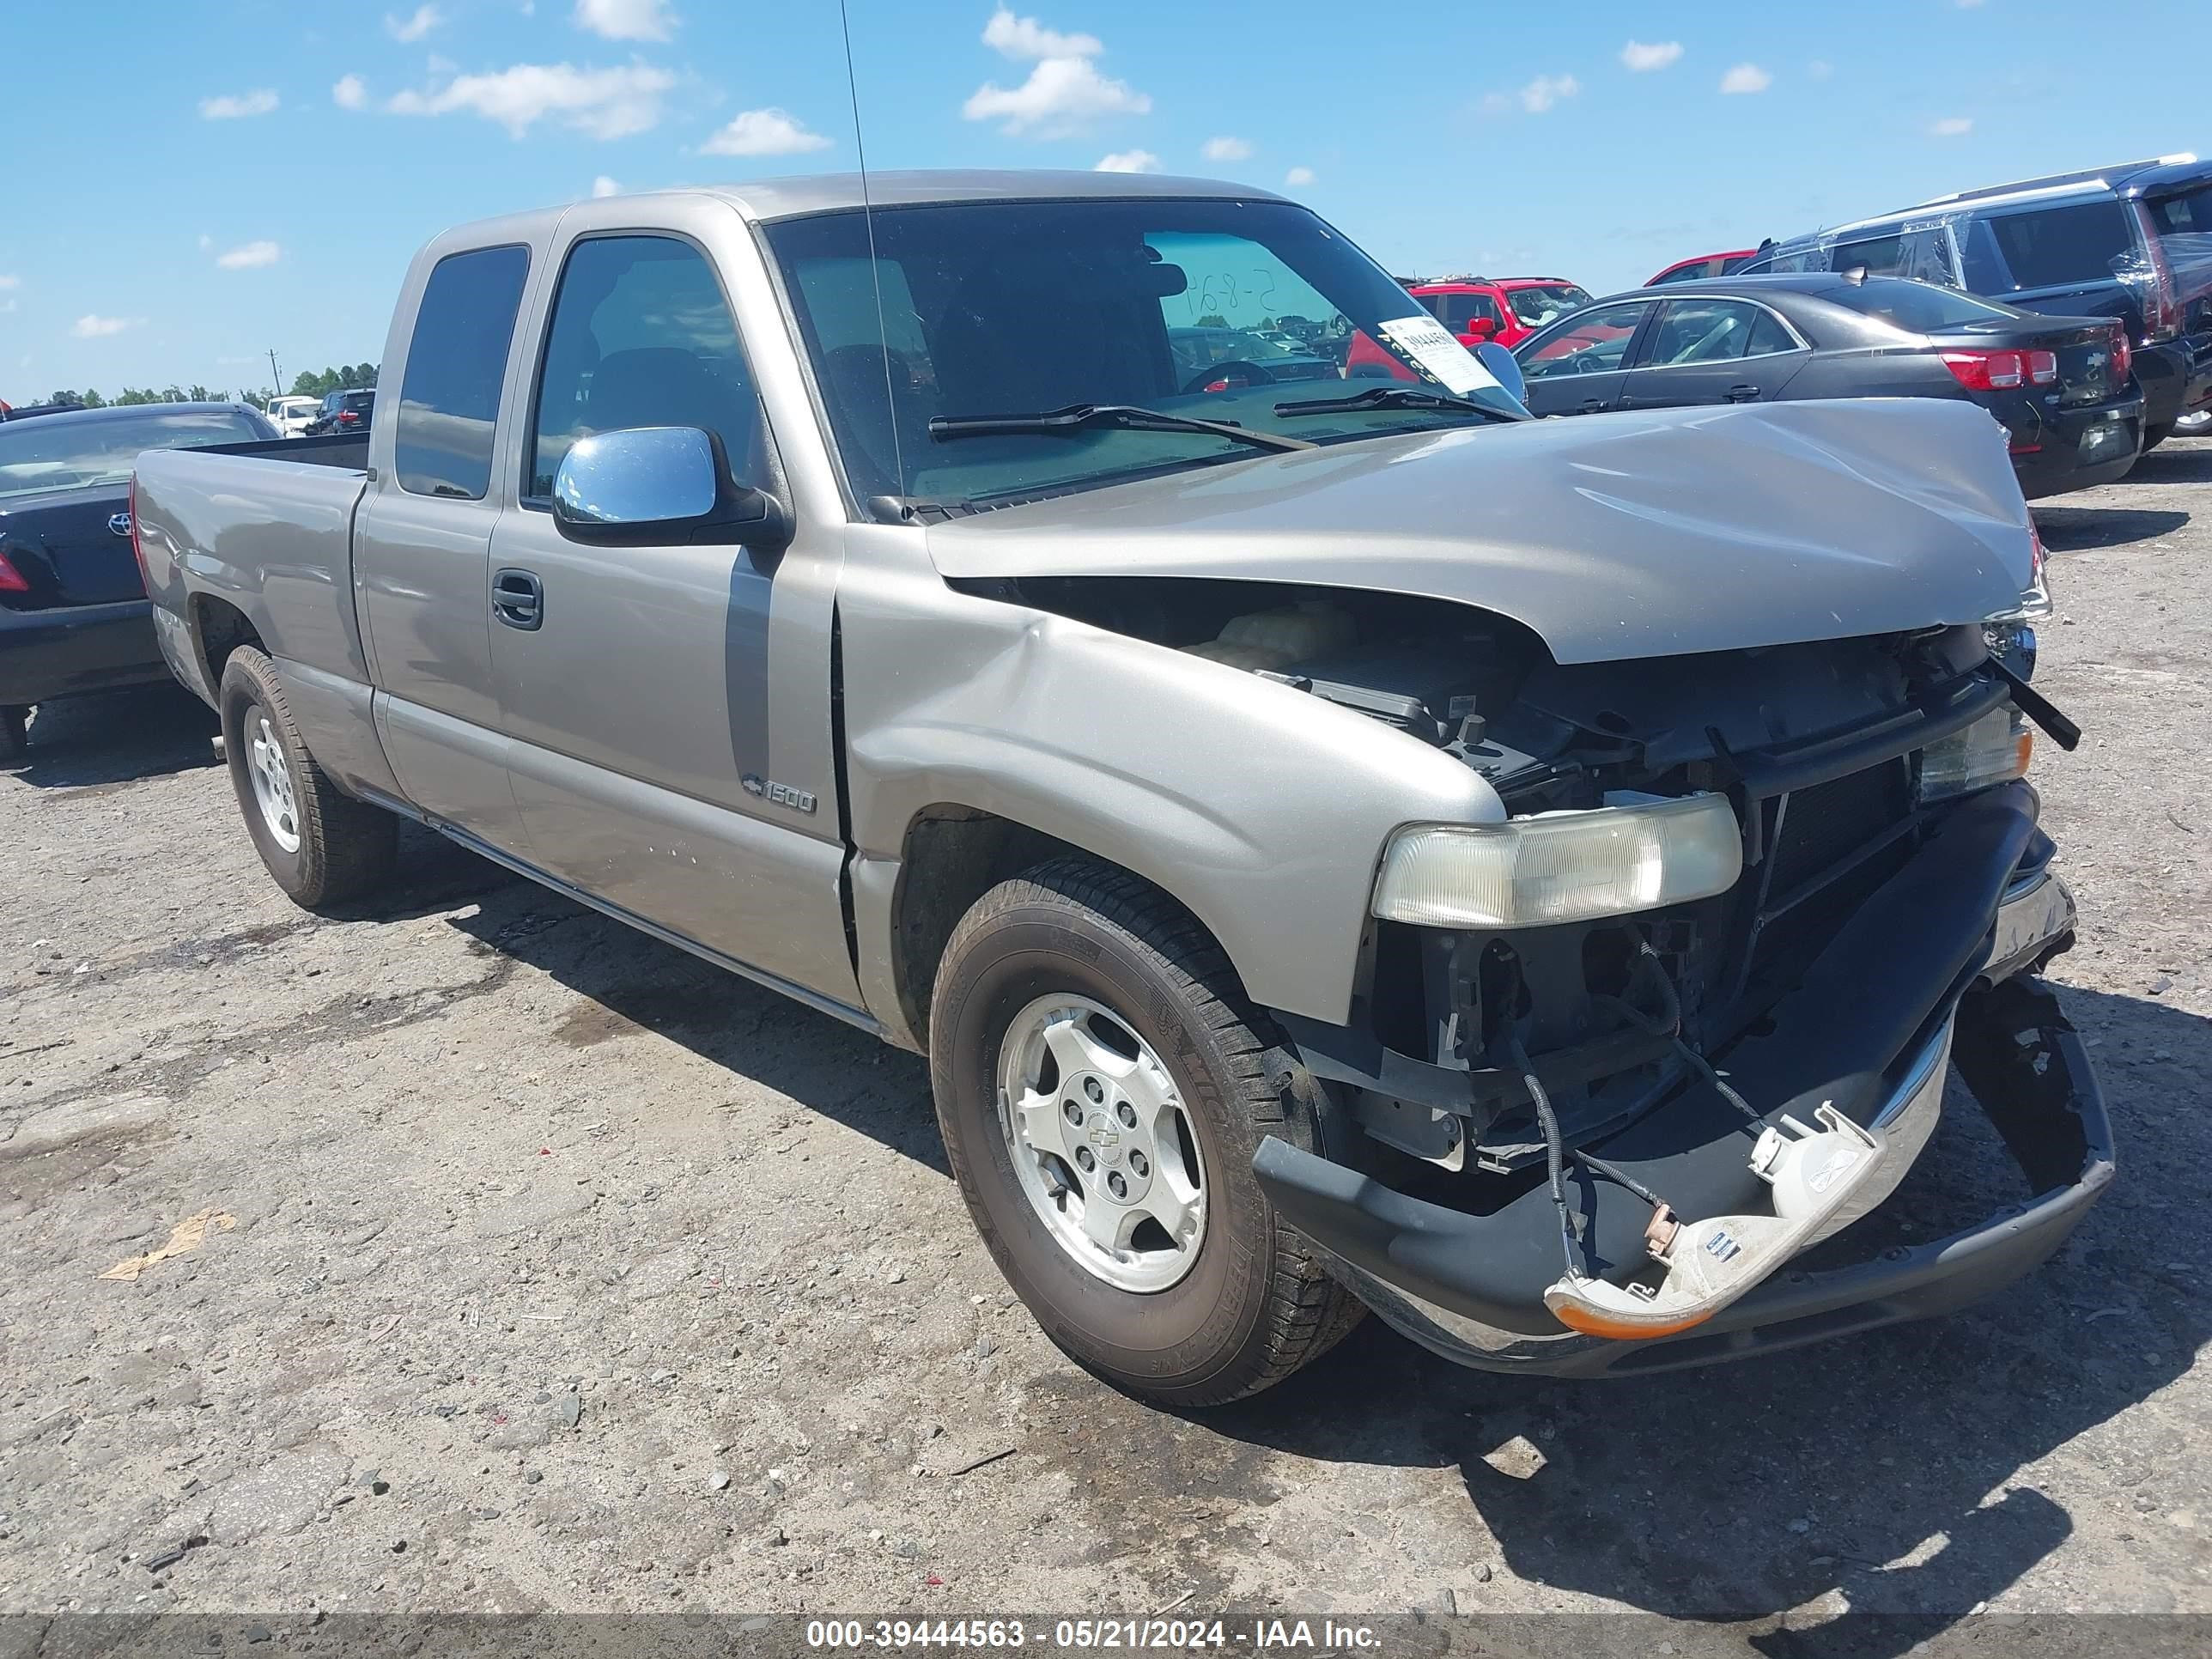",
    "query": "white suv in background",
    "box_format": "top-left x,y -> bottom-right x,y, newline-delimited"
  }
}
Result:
266,396 -> 319,438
